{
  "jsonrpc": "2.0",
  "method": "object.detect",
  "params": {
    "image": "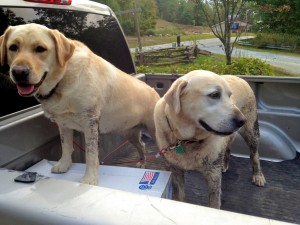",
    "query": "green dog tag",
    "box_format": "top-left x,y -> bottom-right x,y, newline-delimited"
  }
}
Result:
176,144 -> 184,154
